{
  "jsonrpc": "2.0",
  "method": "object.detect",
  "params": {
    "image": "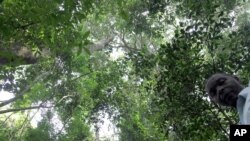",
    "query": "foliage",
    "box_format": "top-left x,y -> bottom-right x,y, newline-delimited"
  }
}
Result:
0,0 -> 250,141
